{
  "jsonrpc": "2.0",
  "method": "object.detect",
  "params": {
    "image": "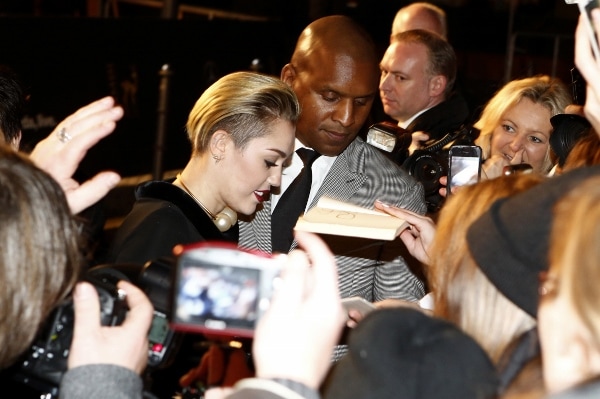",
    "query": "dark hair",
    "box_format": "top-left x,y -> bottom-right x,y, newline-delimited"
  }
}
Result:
0,65 -> 25,146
